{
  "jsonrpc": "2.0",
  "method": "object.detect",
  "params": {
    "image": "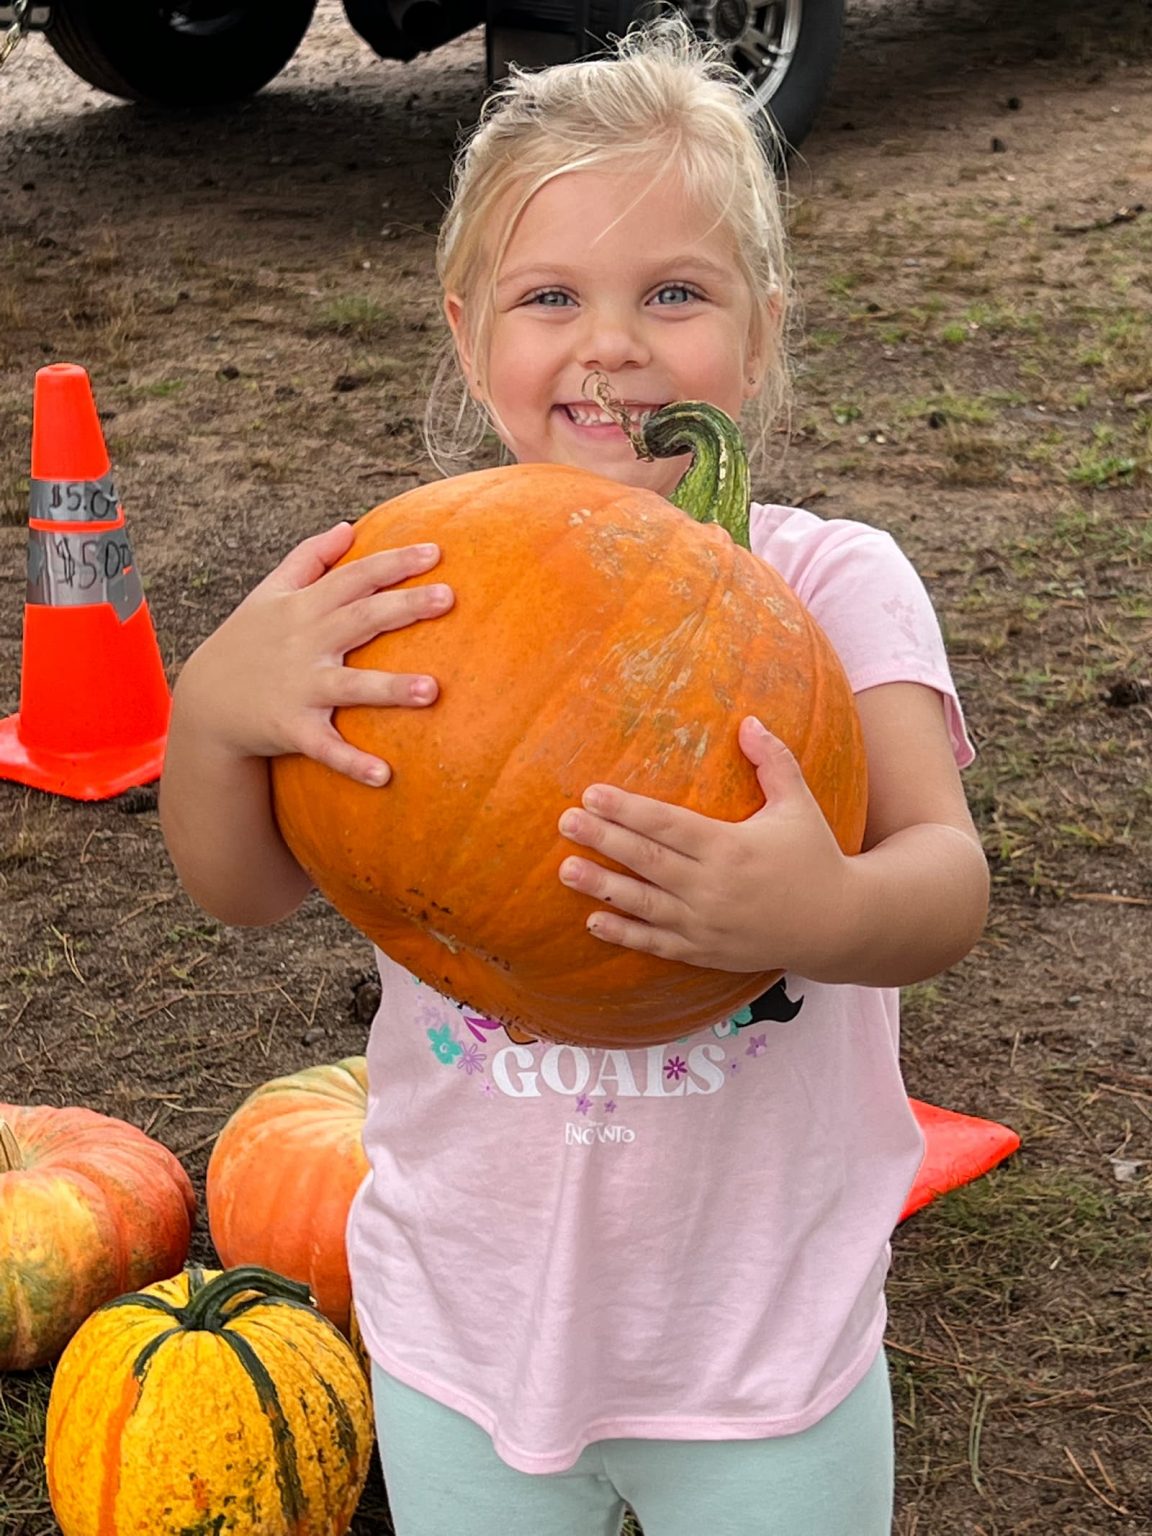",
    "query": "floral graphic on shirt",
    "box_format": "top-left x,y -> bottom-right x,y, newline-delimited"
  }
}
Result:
427,1025 -> 463,1065
457,1043 -> 487,1076
882,593 -> 920,647
404,974 -> 804,1120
